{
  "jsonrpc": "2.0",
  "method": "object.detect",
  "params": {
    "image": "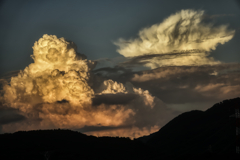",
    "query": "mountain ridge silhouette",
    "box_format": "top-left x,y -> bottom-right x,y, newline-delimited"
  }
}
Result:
138,97 -> 240,159
1,97 -> 240,159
